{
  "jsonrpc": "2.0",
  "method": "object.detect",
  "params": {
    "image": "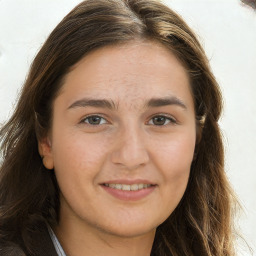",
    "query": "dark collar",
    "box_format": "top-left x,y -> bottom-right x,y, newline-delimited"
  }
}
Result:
0,227 -> 58,256
31,224 -> 58,256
